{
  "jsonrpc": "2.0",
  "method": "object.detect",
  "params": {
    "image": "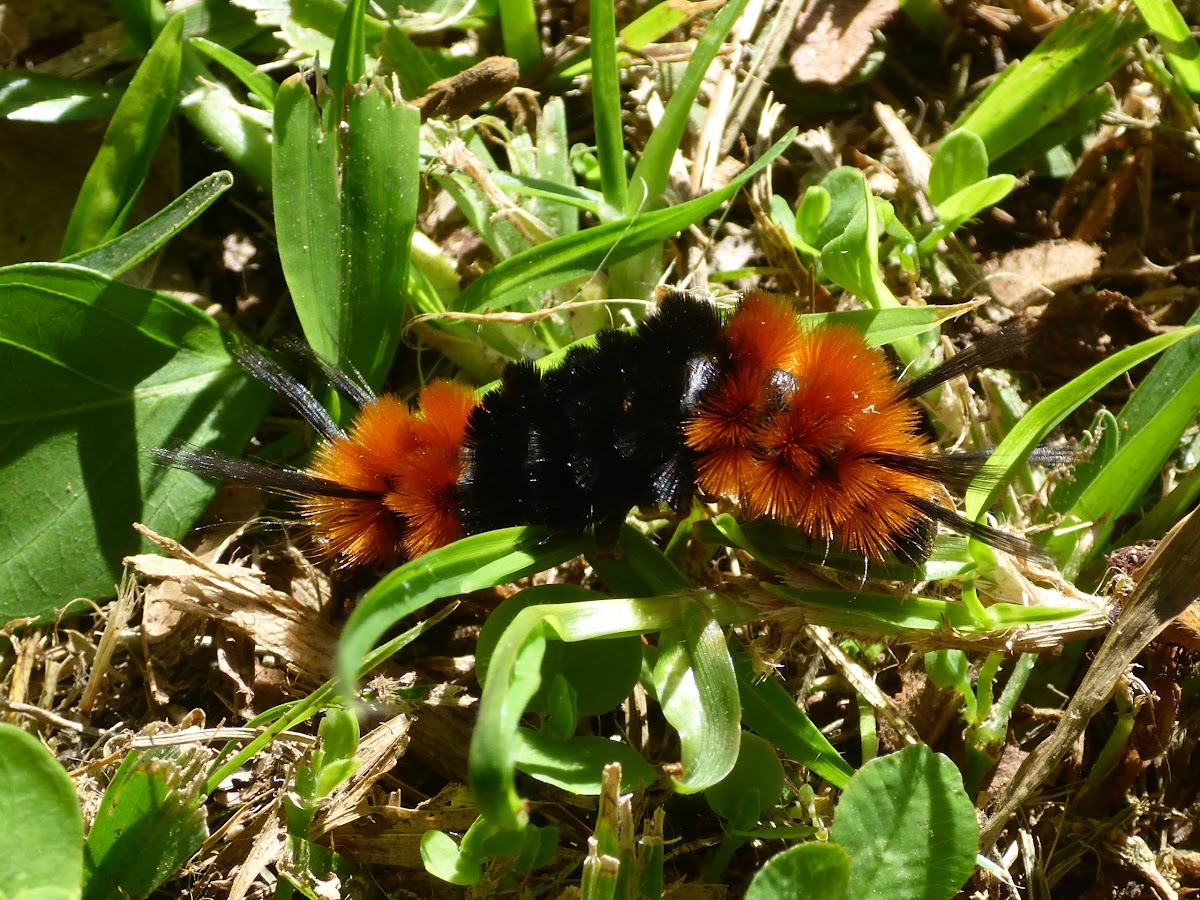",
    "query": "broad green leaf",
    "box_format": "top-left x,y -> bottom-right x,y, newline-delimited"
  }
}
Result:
0,72 -> 121,122
933,175 -> 1017,233
0,725 -> 84,899
454,130 -> 794,312
653,603 -> 741,793
82,749 -> 208,900
795,185 -> 831,247
704,732 -> 785,821
745,842 -> 851,900
830,745 -> 977,900
0,264 -> 270,618
471,590 -> 755,831
810,168 -> 868,249
821,175 -> 898,310
514,729 -> 656,794
63,171 -> 234,277
956,4 -> 1146,161
927,129 -> 988,206
420,818 -> 496,886
477,584 -> 644,717
273,75 -> 420,388
60,14 -> 184,256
